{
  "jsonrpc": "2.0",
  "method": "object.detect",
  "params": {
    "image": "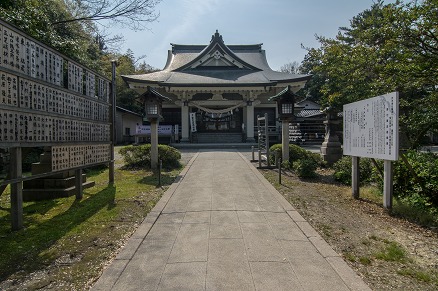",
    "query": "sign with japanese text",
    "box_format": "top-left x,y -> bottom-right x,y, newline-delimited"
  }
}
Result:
343,92 -> 399,160
135,125 -> 173,135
